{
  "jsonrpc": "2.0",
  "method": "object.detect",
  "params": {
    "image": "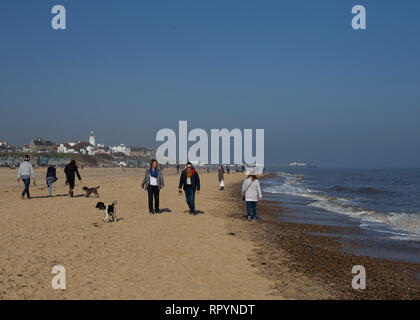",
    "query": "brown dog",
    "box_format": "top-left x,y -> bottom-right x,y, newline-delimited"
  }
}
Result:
83,186 -> 100,197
